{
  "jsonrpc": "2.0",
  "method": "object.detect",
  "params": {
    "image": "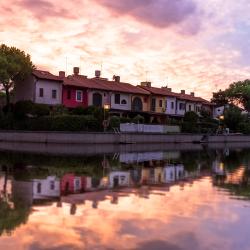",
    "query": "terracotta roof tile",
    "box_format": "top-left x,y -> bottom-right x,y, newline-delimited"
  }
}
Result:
33,70 -> 62,81
63,76 -> 150,95
139,85 -> 212,104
